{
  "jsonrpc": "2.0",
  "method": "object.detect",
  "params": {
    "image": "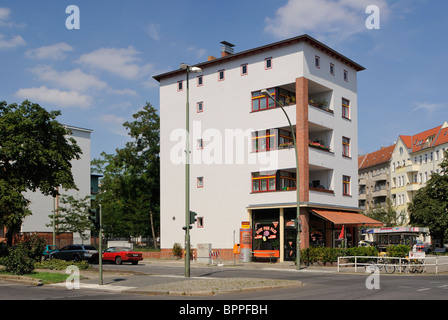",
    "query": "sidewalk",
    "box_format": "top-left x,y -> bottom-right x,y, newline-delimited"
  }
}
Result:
49,259 -> 337,296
